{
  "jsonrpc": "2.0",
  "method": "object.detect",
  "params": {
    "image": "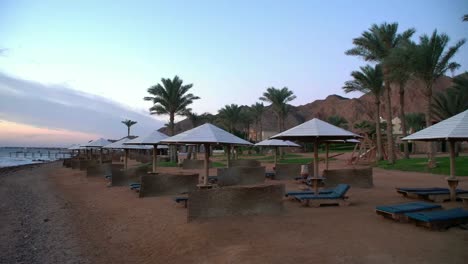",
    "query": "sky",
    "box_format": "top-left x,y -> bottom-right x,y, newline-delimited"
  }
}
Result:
0,0 -> 467,147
